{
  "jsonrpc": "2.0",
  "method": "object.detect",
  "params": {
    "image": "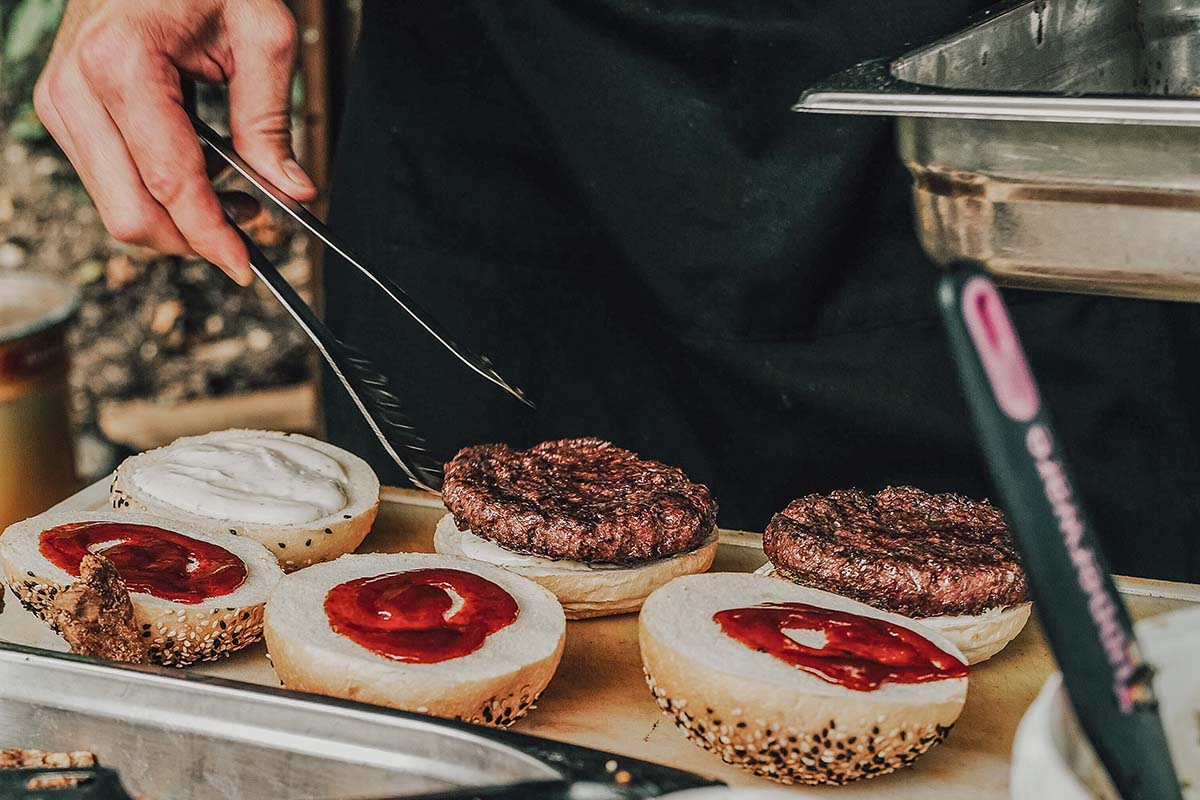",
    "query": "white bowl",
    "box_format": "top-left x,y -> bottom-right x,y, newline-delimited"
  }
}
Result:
1011,605 -> 1200,799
